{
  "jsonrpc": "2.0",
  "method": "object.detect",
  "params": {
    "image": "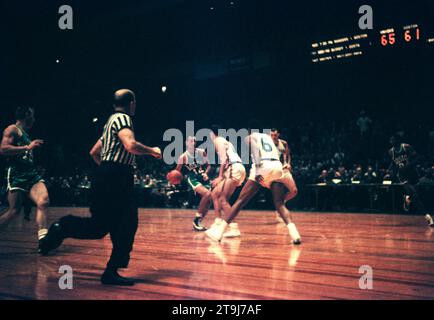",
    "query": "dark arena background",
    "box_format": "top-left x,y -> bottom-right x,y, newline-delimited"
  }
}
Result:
0,0 -> 434,305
